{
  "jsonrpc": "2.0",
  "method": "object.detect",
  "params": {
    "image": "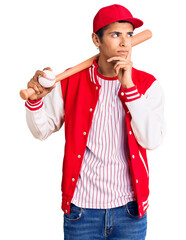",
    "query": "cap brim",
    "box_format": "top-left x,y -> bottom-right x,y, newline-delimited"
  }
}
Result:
122,17 -> 143,28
